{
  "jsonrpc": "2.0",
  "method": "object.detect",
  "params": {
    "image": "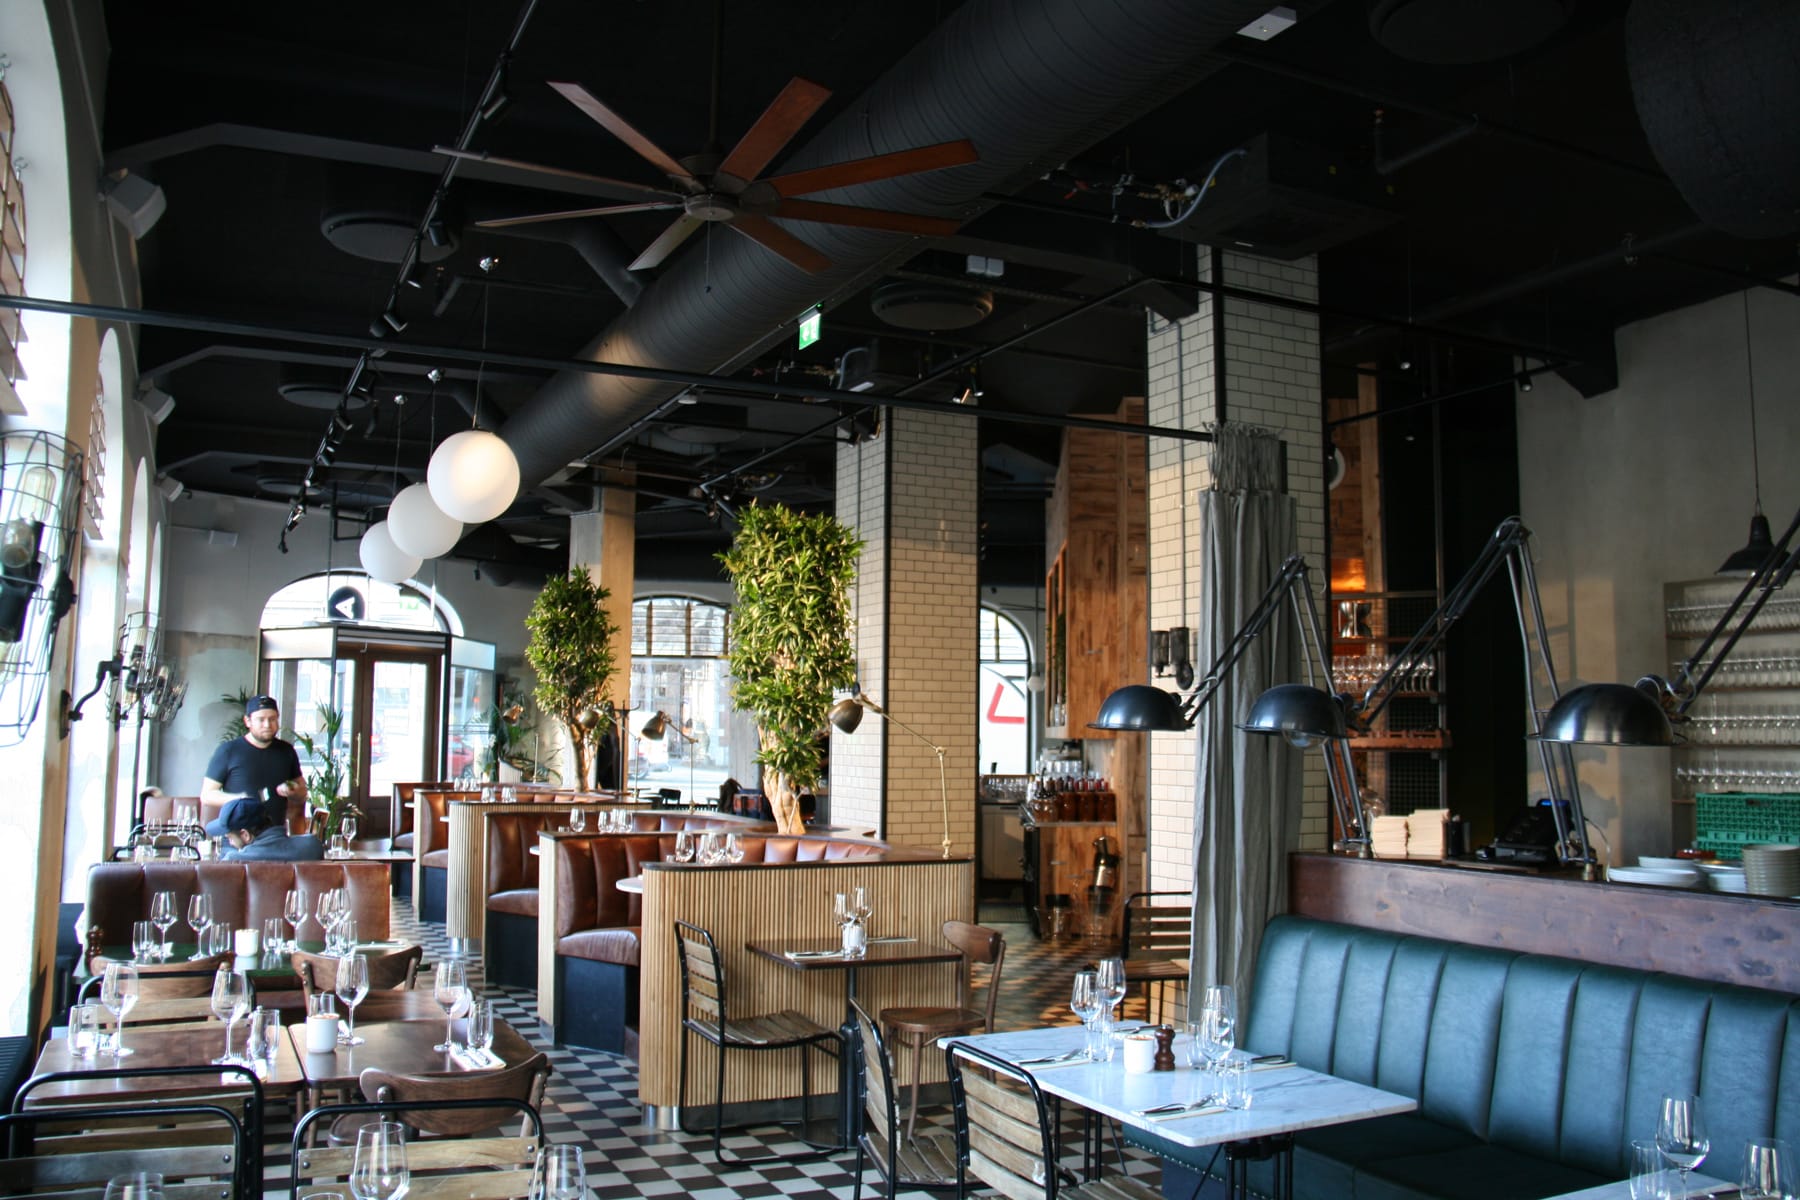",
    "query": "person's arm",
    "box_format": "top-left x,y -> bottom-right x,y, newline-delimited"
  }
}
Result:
275,742 -> 308,800
201,742 -> 242,803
